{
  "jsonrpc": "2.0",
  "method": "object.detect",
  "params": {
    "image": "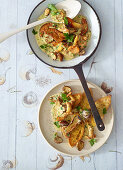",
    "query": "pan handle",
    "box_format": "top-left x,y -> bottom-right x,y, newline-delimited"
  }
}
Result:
74,64 -> 105,131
